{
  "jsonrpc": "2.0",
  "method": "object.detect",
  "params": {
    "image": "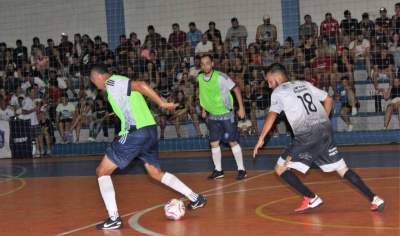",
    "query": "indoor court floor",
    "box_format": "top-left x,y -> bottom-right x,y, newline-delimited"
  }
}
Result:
0,145 -> 399,236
